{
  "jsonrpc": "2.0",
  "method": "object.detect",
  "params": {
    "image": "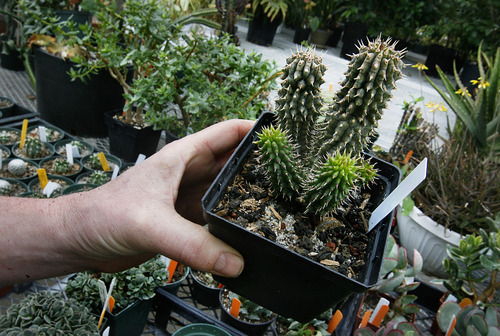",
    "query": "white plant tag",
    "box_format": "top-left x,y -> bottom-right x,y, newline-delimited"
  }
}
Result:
111,165 -> 119,180
102,327 -> 110,336
38,126 -> 47,142
97,279 -> 107,306
368,158 -> 428,232
72,145 -> 81,158
42,181 -> 61,197
65,144 -> 74,165
98,277 -> 116,329
135,154 -> 146,165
